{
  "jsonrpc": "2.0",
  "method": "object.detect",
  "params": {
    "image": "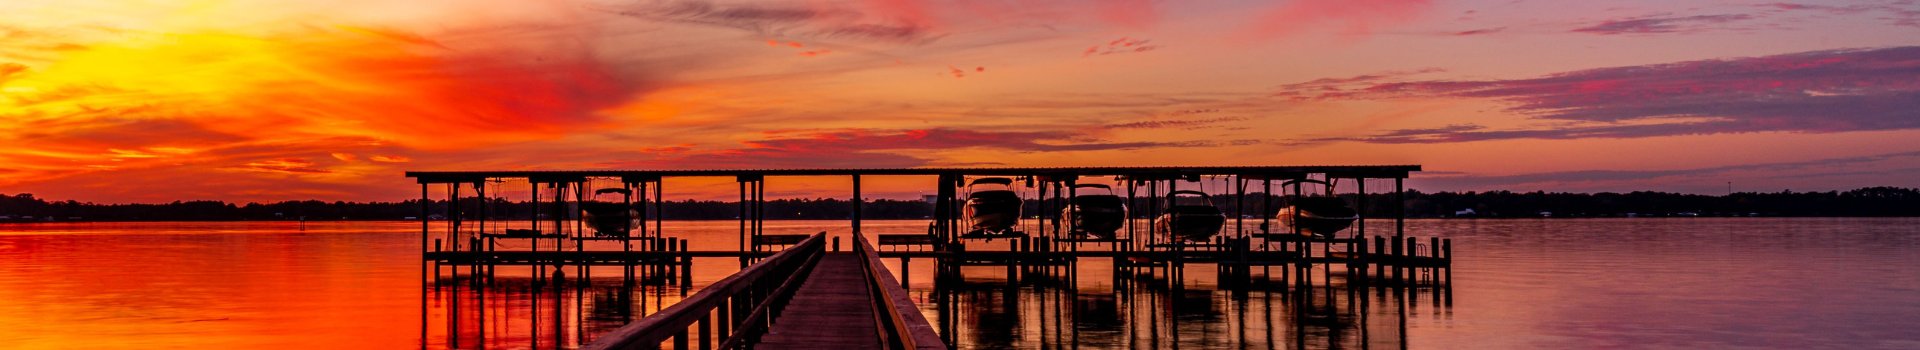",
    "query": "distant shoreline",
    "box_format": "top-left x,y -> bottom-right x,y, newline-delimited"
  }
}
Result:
6,187 -> 1916,222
